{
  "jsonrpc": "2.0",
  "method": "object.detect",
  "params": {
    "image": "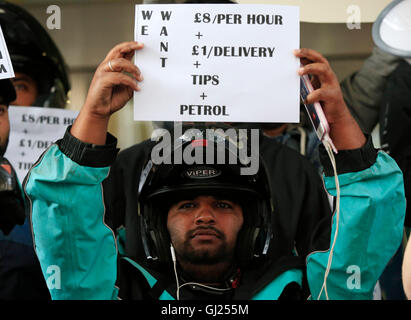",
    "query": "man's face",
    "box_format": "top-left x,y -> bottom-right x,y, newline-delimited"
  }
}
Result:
10,72 -> 38,106
167,195 -> 243,264
0,103 -> 10,156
